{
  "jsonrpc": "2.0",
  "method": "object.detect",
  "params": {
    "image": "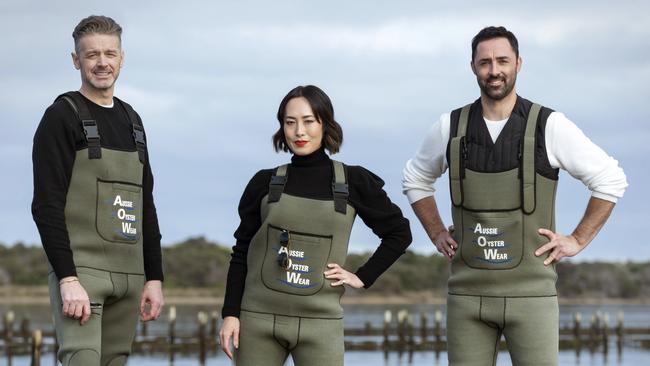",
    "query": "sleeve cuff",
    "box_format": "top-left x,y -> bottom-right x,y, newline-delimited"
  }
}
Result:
591,191 -> 618,203
405,189 -> 435,205
145,273 -> 164,282
221,306 -> 241,319
54,267 -> 78,281
355,269 -> 376,289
